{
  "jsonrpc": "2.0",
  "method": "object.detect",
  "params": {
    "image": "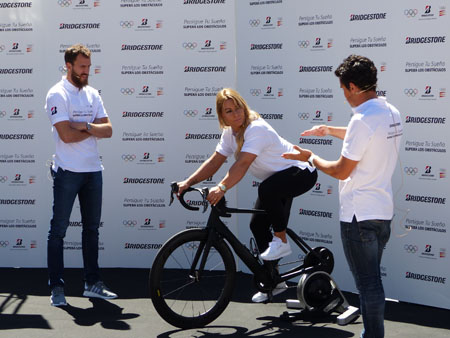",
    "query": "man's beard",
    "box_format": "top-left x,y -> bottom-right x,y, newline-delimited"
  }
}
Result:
70,69 -> 89,89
